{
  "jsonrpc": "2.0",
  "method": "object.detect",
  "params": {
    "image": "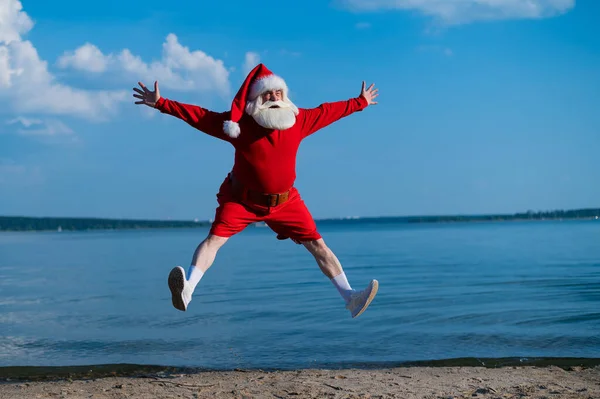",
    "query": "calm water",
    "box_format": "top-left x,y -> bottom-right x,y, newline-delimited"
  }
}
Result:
1,220 -> 599,370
